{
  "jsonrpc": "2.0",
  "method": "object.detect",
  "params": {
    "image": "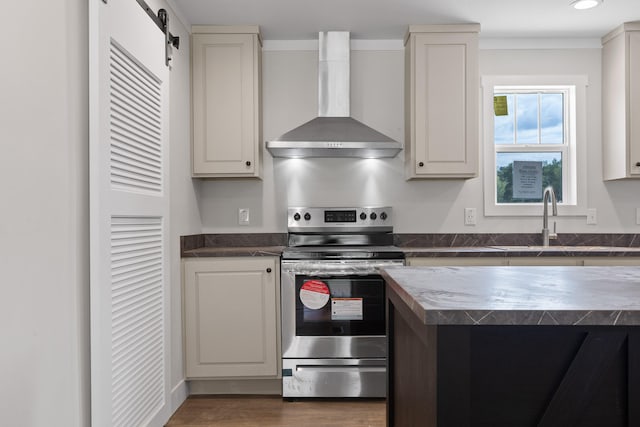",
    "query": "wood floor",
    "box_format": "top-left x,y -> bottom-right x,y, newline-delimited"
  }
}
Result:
165,395 -> 386,427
